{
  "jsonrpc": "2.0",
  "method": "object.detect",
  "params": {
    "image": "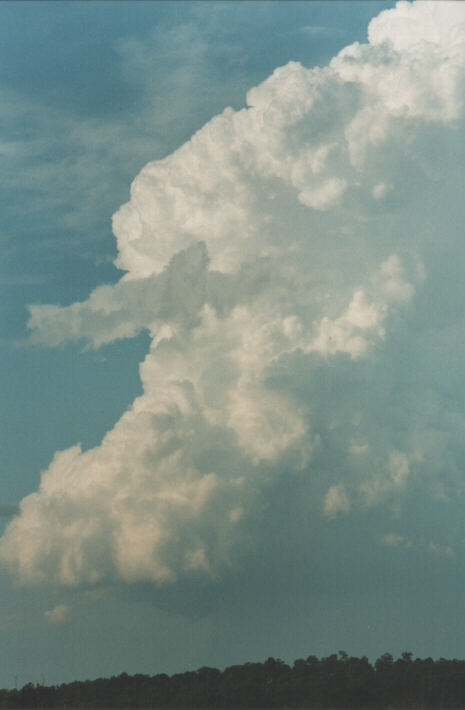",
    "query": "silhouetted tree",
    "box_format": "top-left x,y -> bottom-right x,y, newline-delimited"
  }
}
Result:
2,651 -> 465,708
